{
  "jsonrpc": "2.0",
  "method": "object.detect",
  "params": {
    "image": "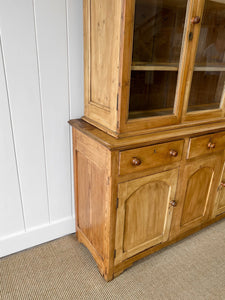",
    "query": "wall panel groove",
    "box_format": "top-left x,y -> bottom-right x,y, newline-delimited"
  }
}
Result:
32,0 -> 51,223
65,0 -> 75,217
0,36 -> 25,235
